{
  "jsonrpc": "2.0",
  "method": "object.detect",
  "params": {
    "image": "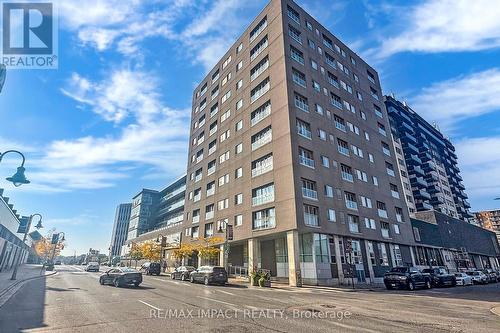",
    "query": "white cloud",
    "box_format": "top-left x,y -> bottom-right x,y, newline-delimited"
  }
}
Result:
4,69 -> 190,193
455,137 -> 500,211
409,68 -> 500,131
375,0 -> 500,58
